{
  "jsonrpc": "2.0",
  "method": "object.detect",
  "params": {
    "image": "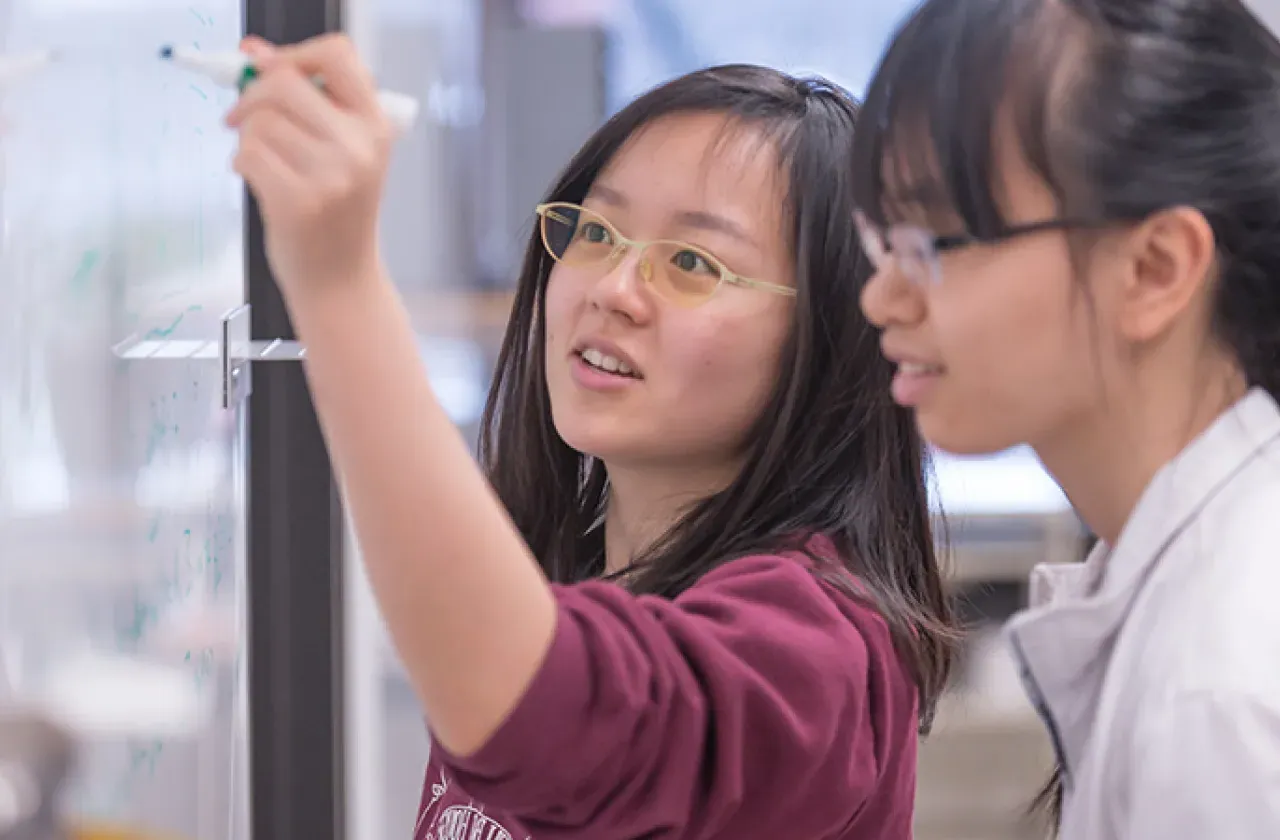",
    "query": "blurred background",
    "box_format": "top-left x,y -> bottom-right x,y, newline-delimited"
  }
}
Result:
0,1 -> 1081,839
